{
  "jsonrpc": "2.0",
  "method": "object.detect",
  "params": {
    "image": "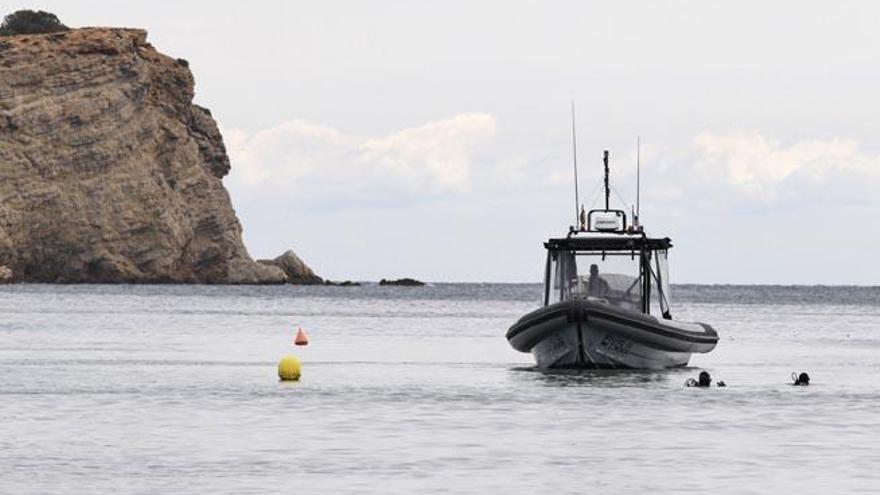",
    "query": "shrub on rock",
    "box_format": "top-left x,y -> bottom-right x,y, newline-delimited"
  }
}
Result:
0,10 -> 69,36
